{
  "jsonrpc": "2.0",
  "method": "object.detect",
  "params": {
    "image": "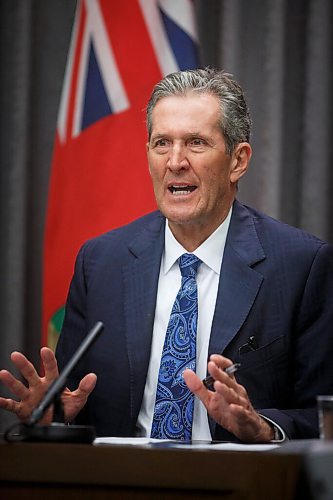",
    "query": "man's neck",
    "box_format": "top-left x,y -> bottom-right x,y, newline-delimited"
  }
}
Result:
168,206 -> 233,252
